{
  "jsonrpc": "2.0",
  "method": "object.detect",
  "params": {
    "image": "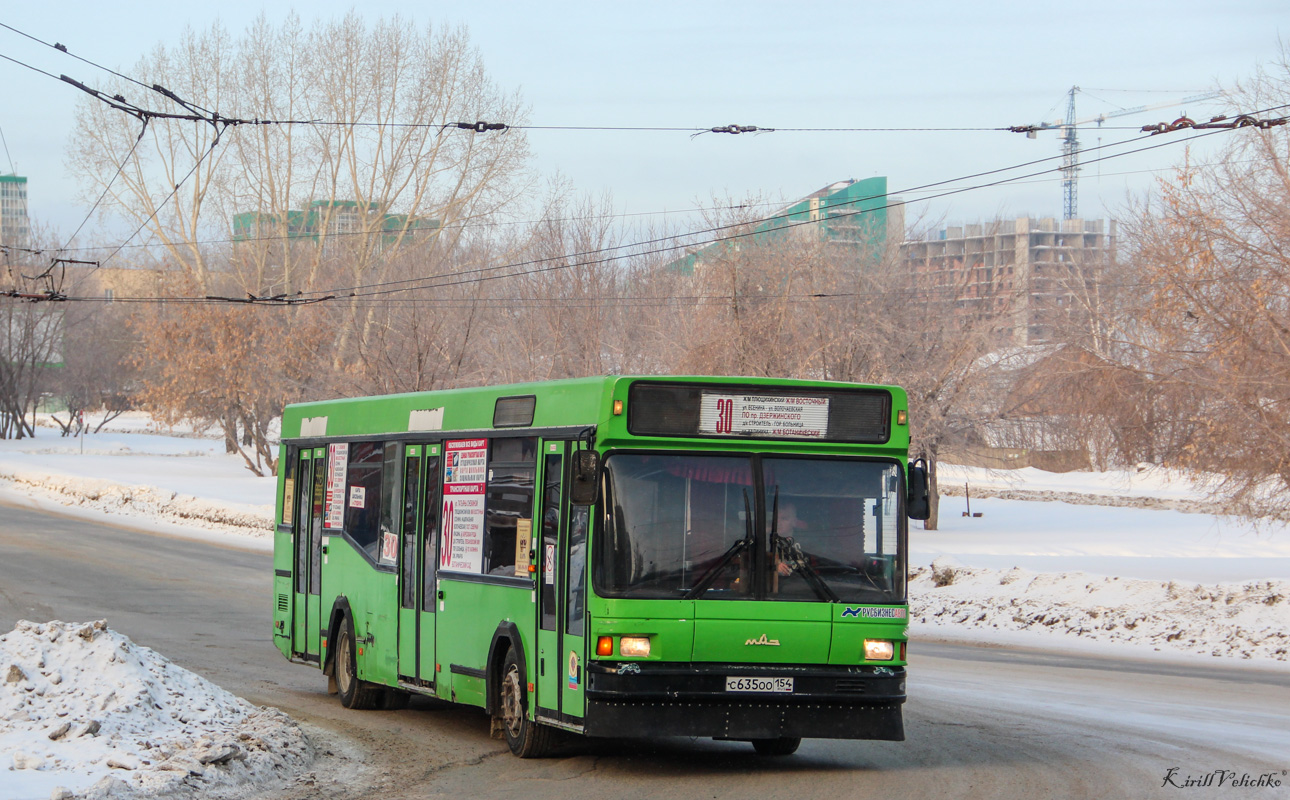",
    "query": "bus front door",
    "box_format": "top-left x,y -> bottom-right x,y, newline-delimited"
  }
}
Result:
293,447 -> 326,661
536,440 -> 589,723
